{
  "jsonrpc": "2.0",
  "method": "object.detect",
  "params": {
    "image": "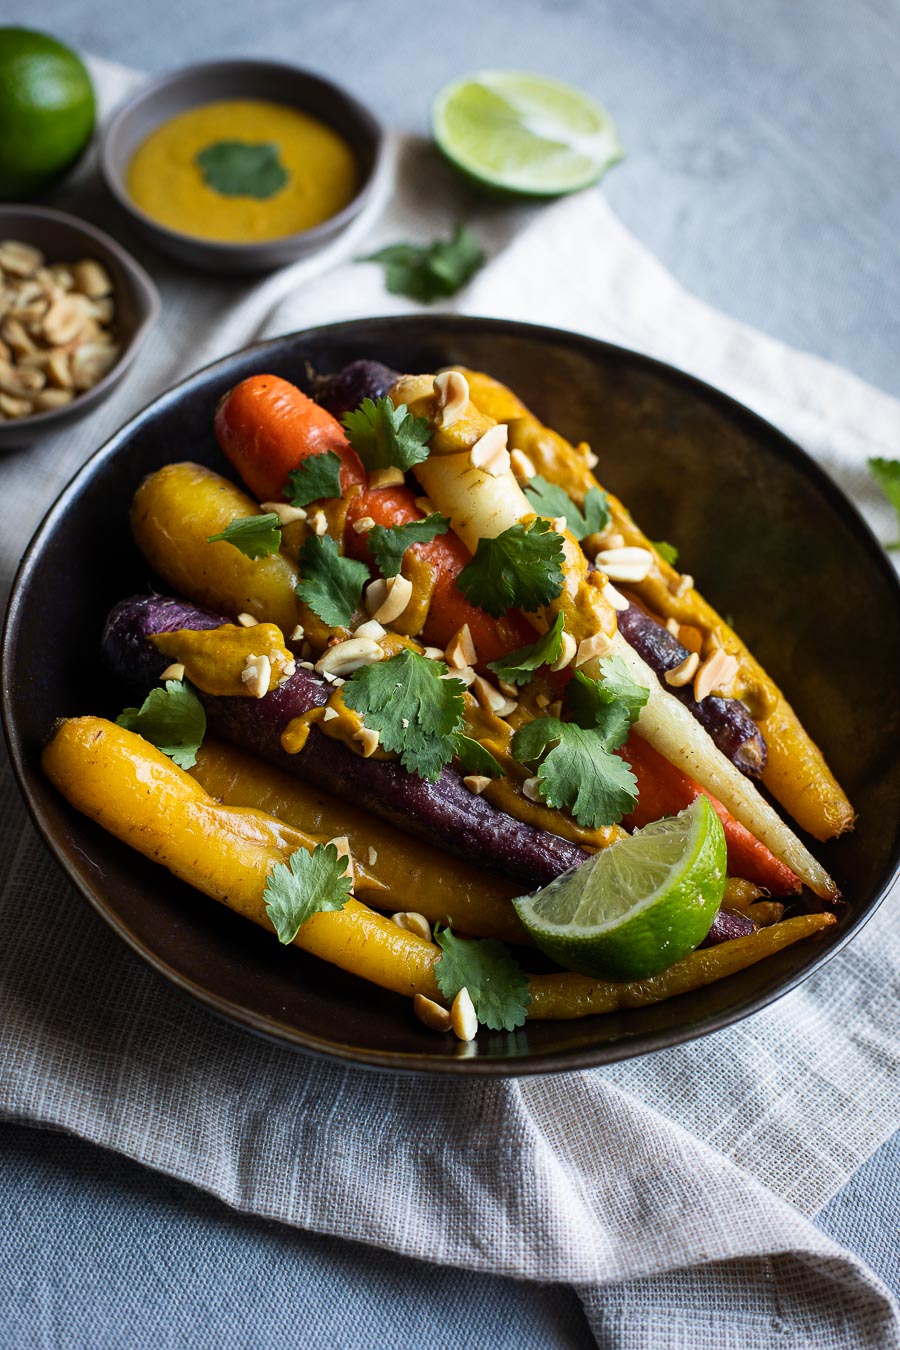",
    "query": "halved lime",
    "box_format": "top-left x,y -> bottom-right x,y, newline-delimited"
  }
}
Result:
514,796 -> 727,980
432,70 -> 623,197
